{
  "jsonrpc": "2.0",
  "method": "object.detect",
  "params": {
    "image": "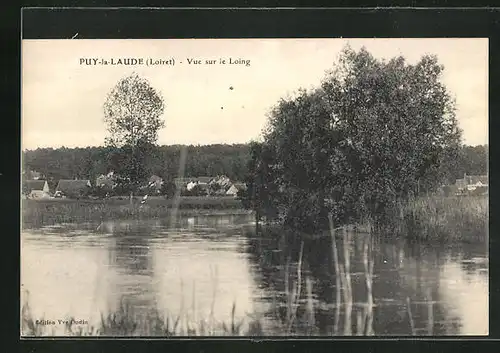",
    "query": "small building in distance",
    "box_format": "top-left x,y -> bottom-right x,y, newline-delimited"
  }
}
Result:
455,173 -> 488,194
204,175 -> 231,196
173,177 -> 191,191
188,176 -> 213,190
24,180 -> 51,199
225,184 -> 239,196
55,179 -> 92,199
210,175 -> 232,188
226,182 -> 247,197
25,180 -> 50,193
173,176 -> 214,191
